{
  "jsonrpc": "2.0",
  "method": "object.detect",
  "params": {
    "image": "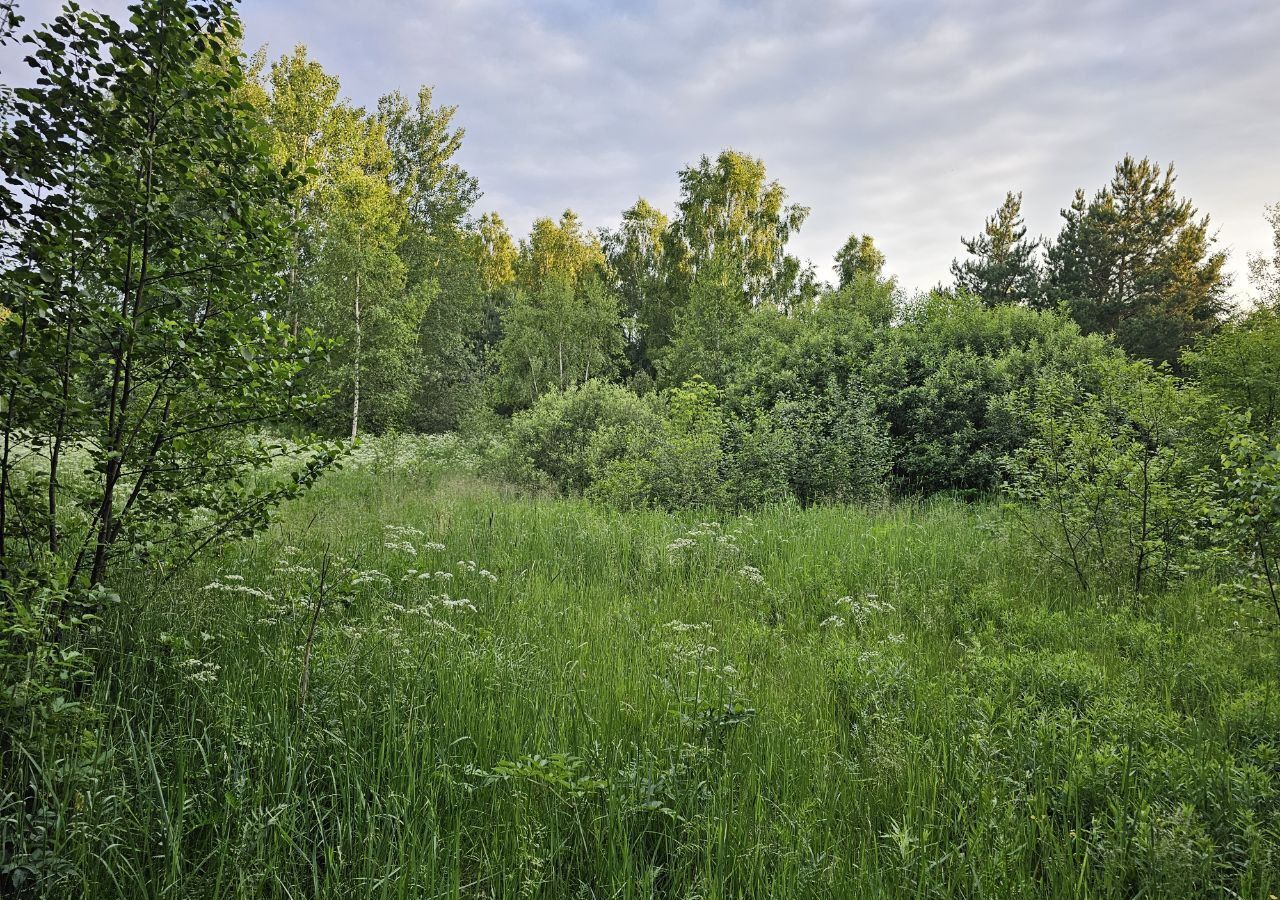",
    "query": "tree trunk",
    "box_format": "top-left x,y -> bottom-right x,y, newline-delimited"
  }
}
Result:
351,271 -> 362,442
